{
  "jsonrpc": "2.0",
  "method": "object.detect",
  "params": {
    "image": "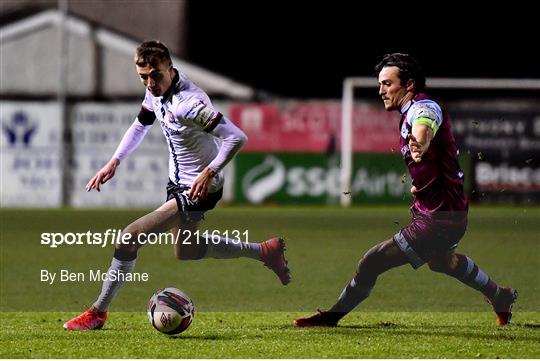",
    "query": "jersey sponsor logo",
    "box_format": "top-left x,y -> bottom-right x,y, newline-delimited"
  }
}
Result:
401,121 -> 409,139
400,144 -> 410,158
159,121 -> 182,136
186,100 -> 205,115
166,111 -> 175,123
189,100 -> 217,129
